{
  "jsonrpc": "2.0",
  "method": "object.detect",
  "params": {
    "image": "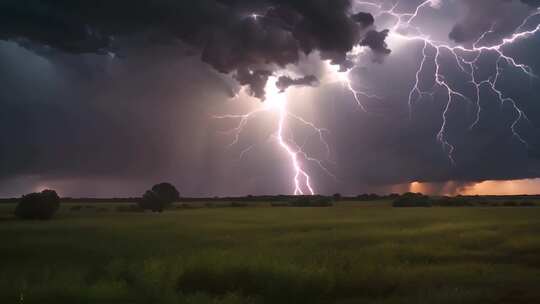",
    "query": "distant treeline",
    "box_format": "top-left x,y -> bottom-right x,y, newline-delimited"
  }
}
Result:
460,195 -> 540,200
393,193 -> 540,207
1,194 -> 539,205
0,198 -> 18,204
182,193 -> 400,202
